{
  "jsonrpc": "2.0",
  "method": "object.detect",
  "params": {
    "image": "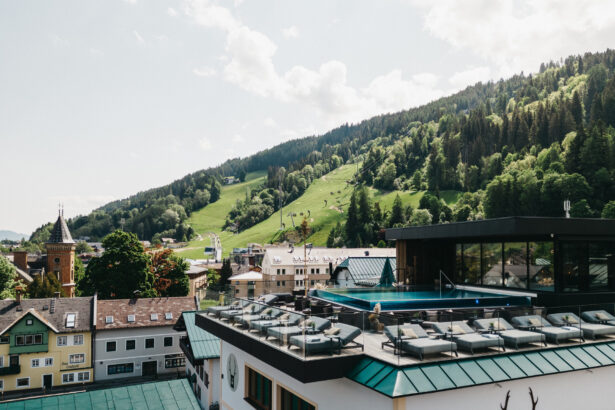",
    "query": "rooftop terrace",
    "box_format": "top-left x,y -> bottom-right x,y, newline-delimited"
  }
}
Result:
196,296 -> 615,388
